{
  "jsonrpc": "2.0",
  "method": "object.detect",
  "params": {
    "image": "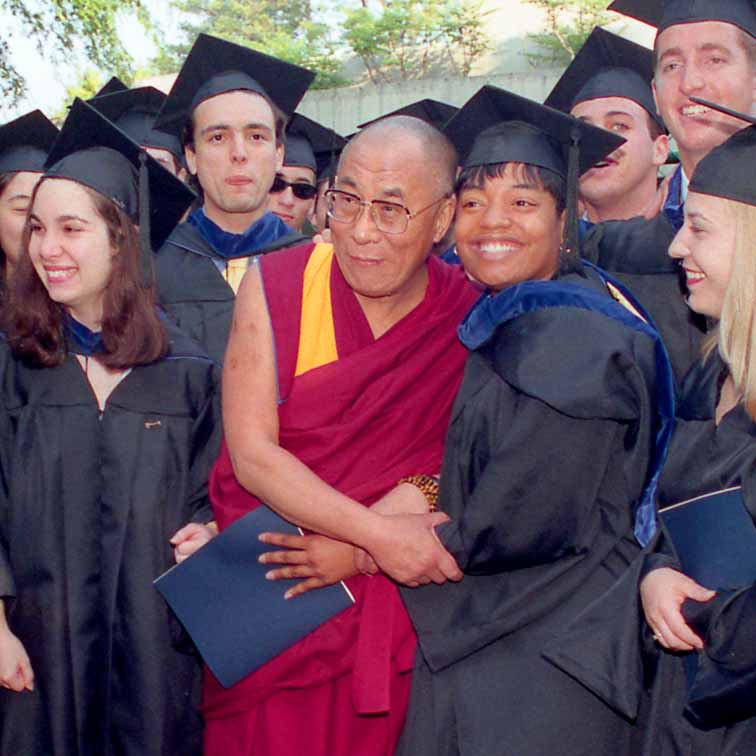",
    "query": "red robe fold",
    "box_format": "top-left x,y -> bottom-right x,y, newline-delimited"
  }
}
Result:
203,244 -> 477,756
